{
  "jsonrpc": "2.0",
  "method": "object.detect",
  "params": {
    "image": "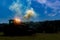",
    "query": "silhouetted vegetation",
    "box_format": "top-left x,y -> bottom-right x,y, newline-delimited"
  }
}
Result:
0,20 -> 60,36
